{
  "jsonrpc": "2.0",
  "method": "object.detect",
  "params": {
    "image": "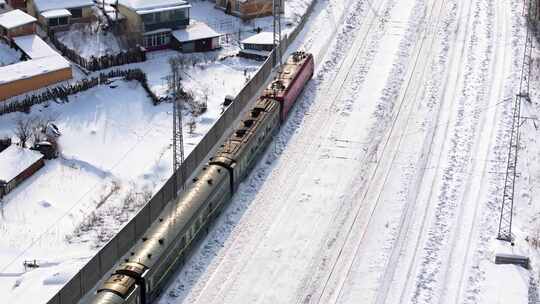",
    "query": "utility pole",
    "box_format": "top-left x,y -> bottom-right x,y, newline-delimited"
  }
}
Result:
273,0 -> 282,67
169,58 -> 185,196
